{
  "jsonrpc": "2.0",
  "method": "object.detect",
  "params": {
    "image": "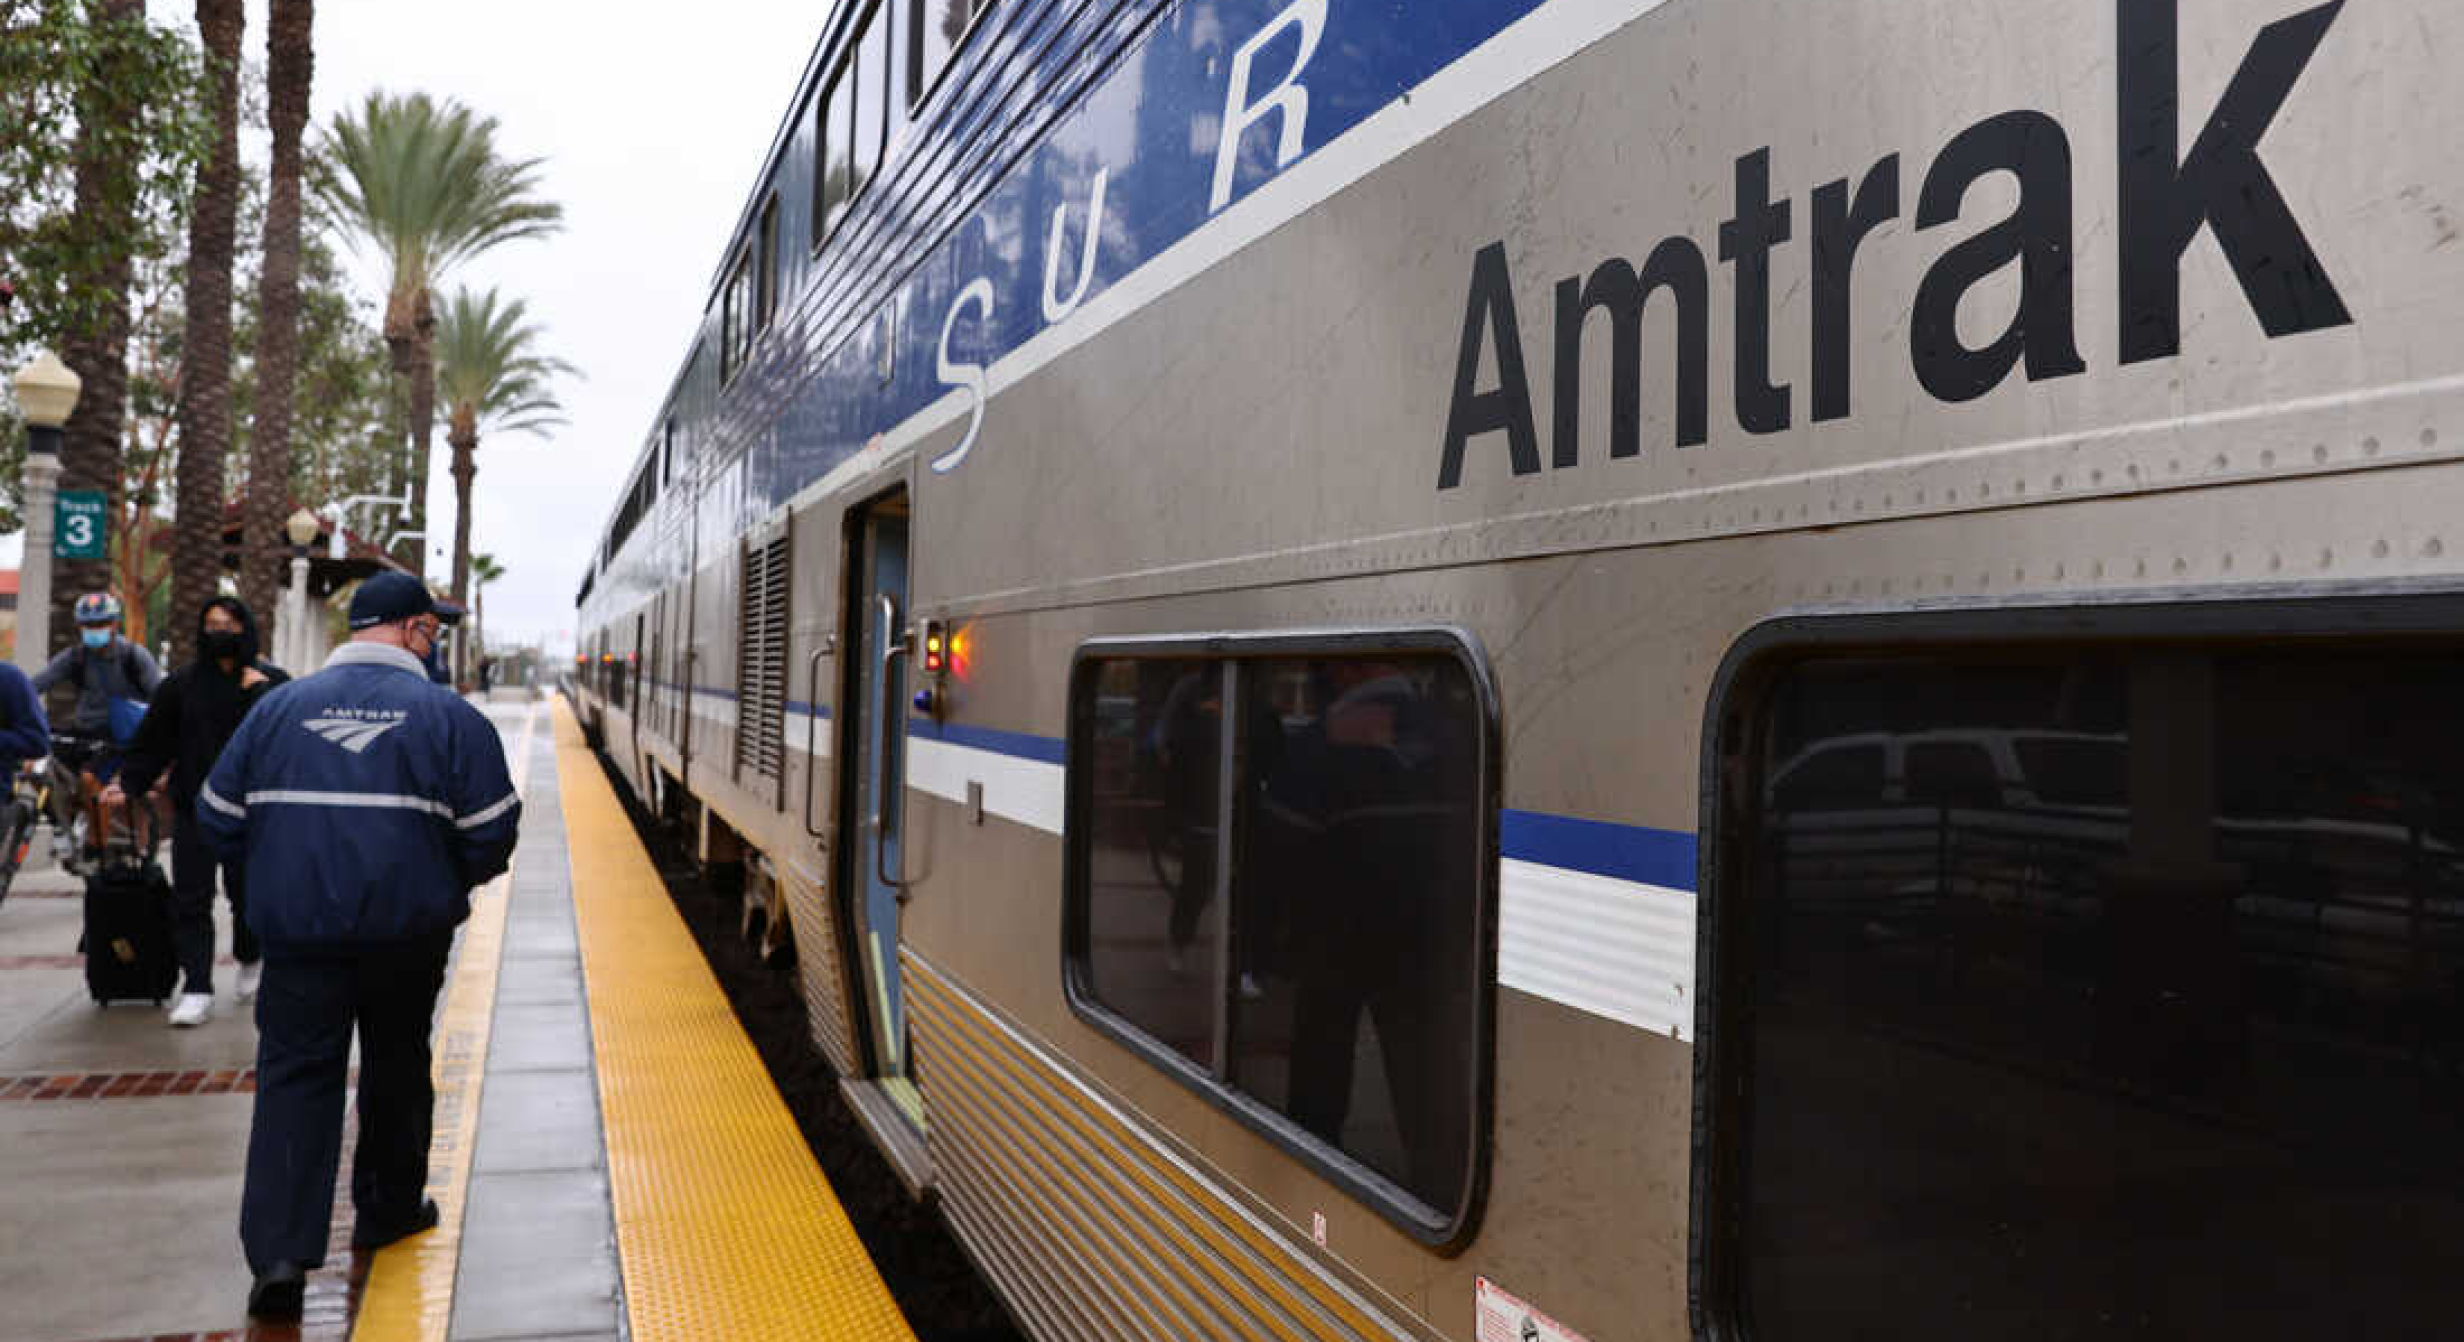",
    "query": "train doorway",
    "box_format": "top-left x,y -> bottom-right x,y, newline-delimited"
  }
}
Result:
836,489 -> 920,1128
